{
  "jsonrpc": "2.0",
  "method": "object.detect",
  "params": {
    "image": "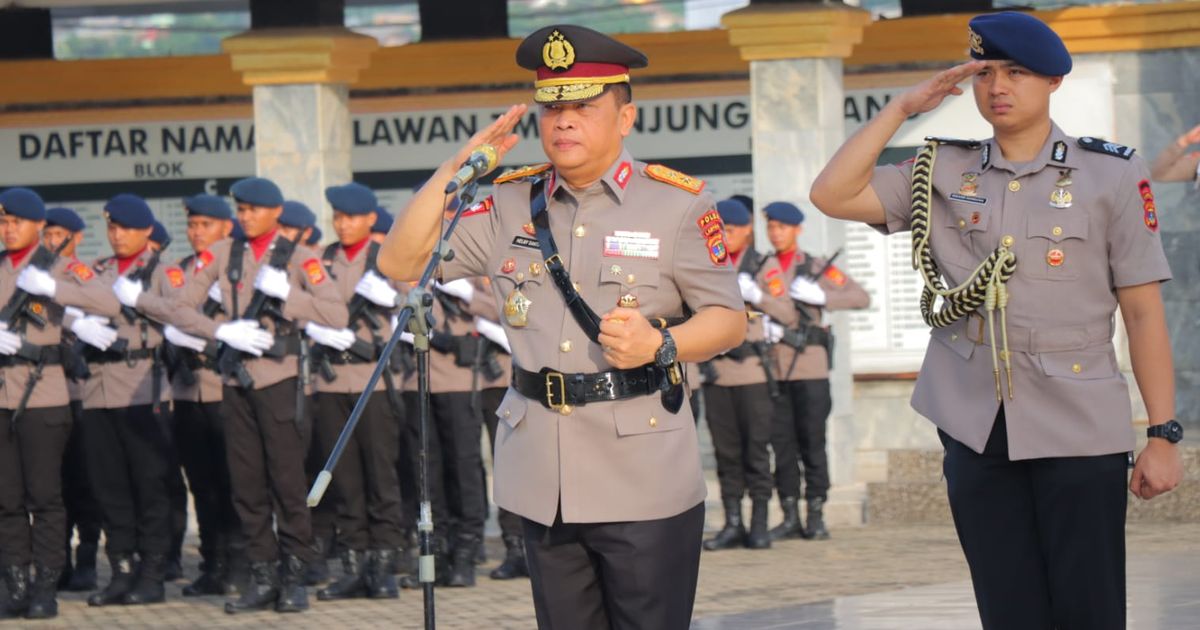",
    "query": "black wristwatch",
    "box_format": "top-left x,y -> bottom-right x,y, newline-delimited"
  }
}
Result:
1147,420 -> 1184,444
654,329 -> 677,367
